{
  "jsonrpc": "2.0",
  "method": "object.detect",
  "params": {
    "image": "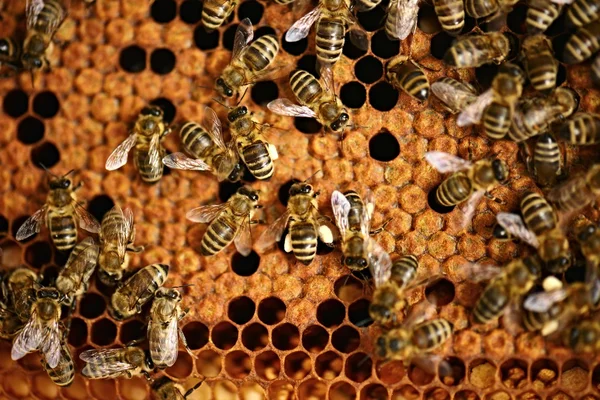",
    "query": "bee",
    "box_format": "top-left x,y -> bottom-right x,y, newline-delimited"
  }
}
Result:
268,68 -> 350,133
385,0 -> 419,40
457,63 -> 525,140
521,35 -> 559,94
15,170 -> 101,251
285,0 -> 367,66
162,107 -> 243,182
201,0 -> 236,31
548,164 -> 600,214
0,38 -> 22,76
81,345 -> 154,380
497,192 -> 572,273
42,341 -> 74,387
566,0 -> 600,28
148,287 -> 195,369
227,105 -> 279,180
331,190 -> 391,272
21,0 -> 68,72
431,77 -> 478,114
11,287 -> 66,369
464,0 -> 518,20
153,377 -> 204,400
105,106 -> 171,183
2,267 -> 39,322
575,219 -> 600,266
55,237 -> 99,307
97,206 -> 144,286
257,180 -> 334,265
444,32 -> 517,68
564,319 -> 600,352
433,0 -> 465,35
110,264 -> 169,320
526,133 -> 564,188
492,222 -> 515,241
526,0 -> 570,33
592,54 -> 600,85
385,55 -> 430,102
425,151 -> 509,229
509,88 -> 579,143
557,112 -> 600,145
215,18 -> 280,98
564,20 -> 600,64
0,306 -> 23,339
